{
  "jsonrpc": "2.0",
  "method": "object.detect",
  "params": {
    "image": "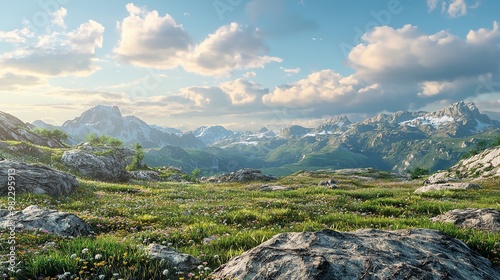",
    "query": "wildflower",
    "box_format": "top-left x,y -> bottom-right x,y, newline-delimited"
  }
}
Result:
204,267 -> 211,271
70,254 -> 77,259
198,265 -> 204,270
162,269 -> 169,276
82,248 -> 89,254
213,255 -> 219,259
113,273 -> 119,277
98,275 -> 105,280
188,273 -> 194,277
95,254 -> 102,260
